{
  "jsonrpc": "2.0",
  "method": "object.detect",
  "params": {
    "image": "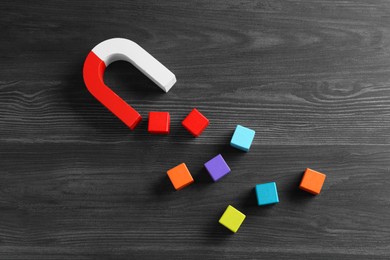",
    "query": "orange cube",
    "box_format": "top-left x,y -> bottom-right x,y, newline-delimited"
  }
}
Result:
299,168 -> 326,195
167,163 -> 194,190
